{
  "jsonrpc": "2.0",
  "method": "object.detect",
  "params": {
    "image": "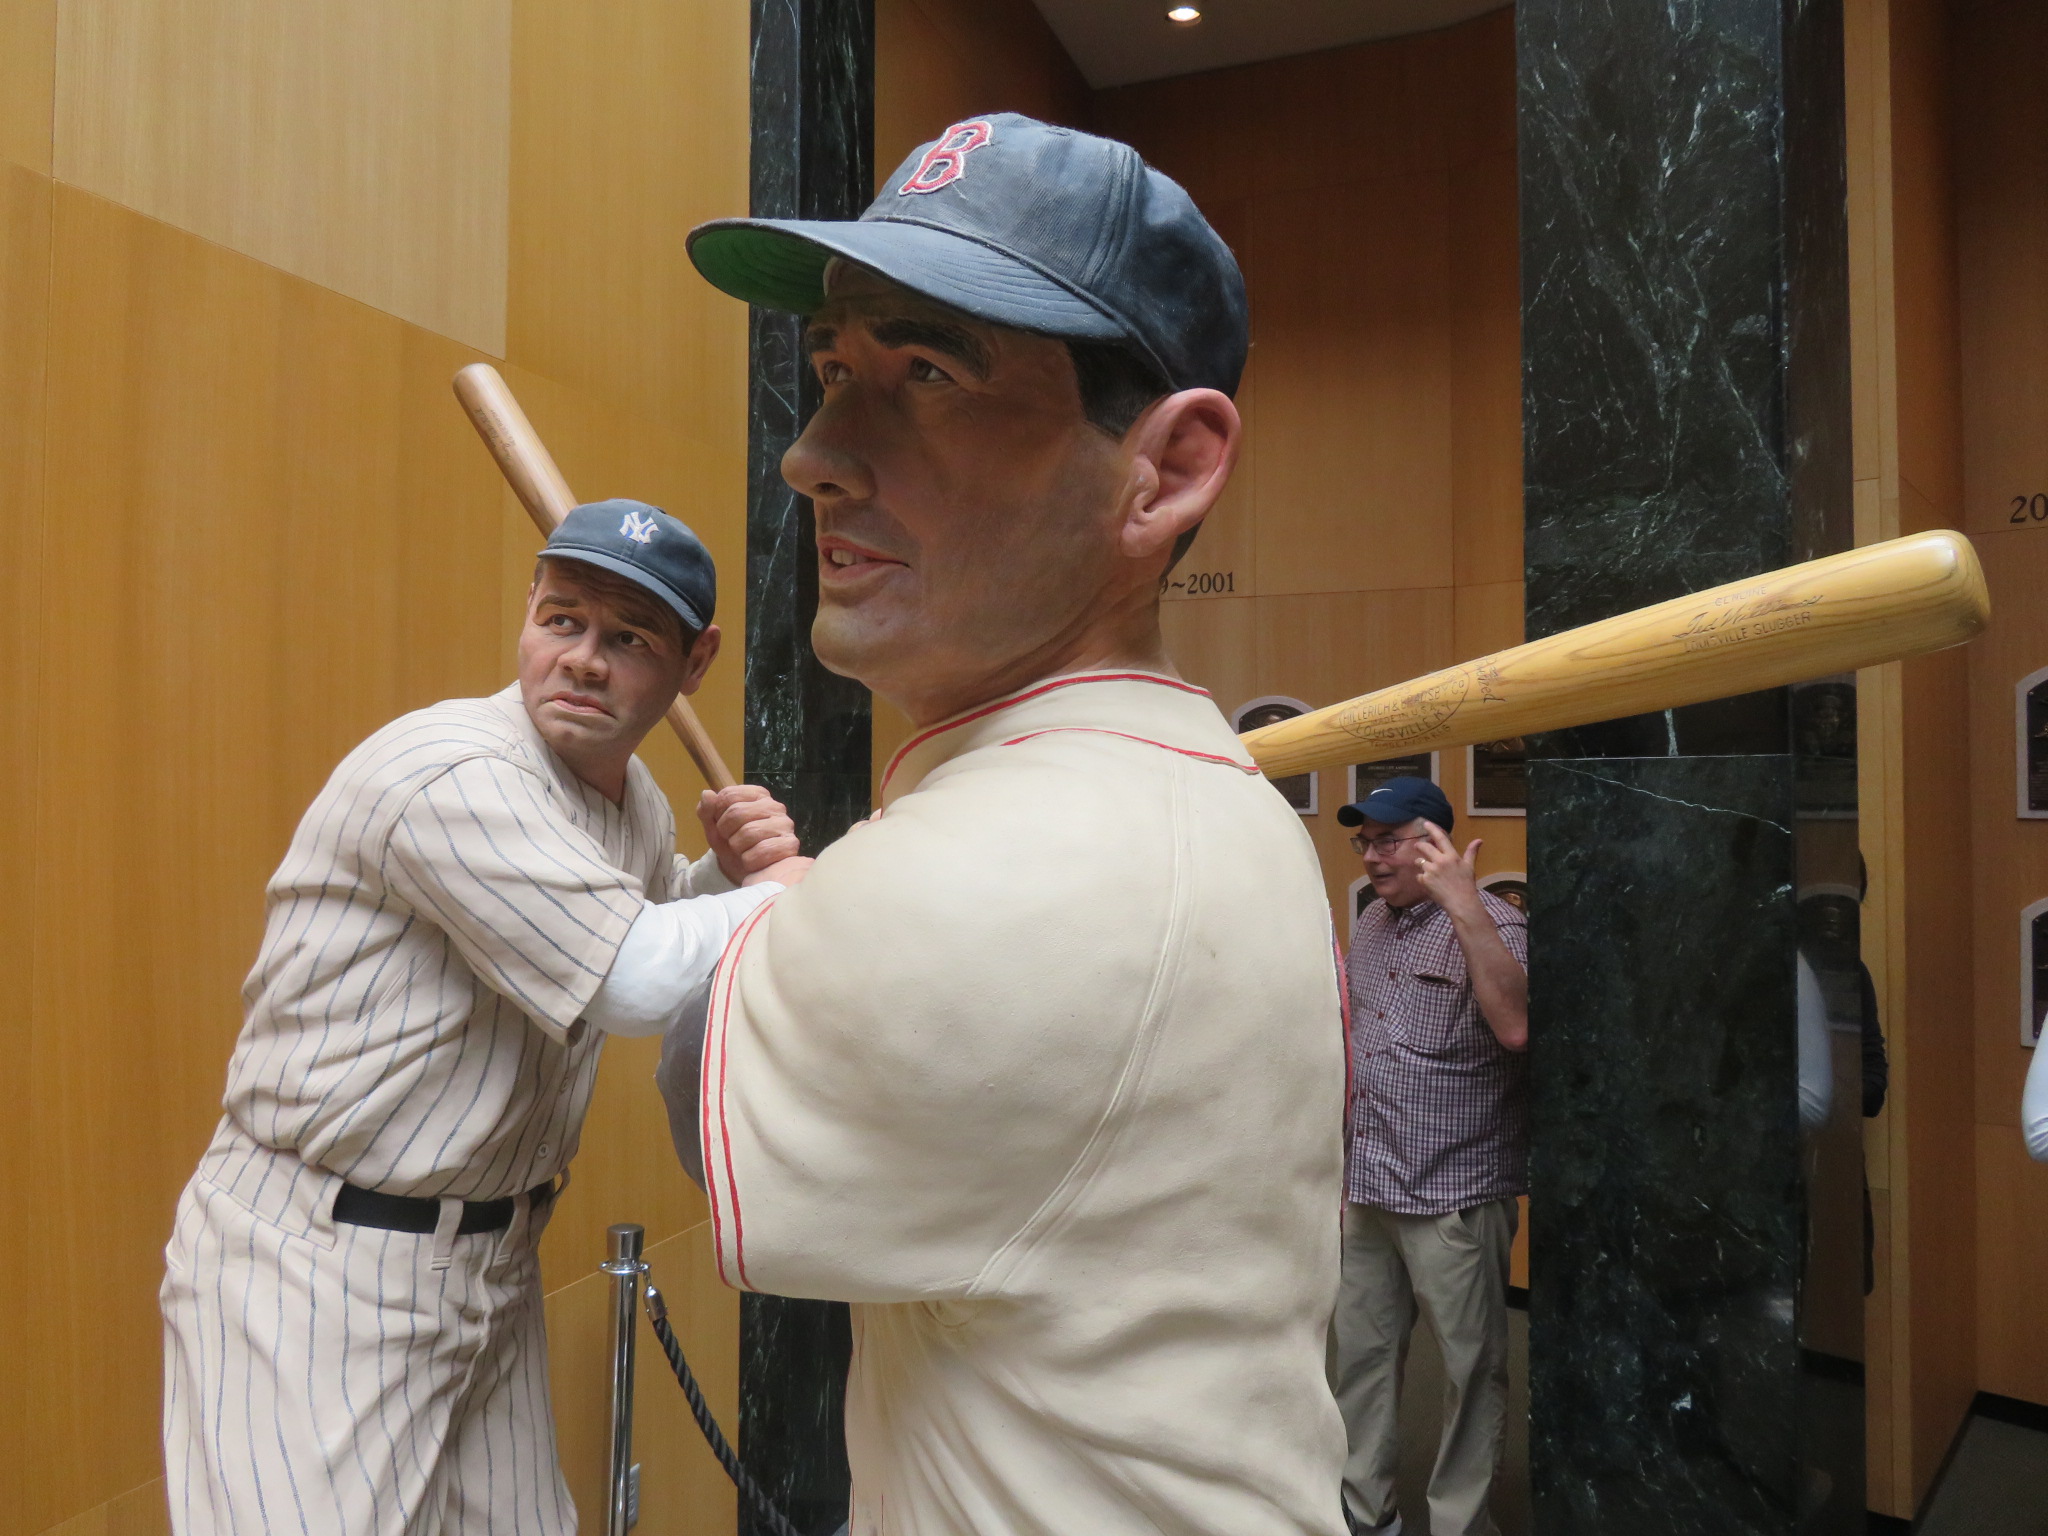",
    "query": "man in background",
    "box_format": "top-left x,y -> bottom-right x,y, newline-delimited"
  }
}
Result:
1332,776 -> 1528,1536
